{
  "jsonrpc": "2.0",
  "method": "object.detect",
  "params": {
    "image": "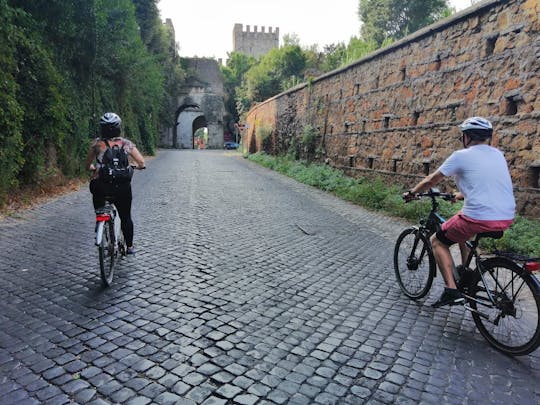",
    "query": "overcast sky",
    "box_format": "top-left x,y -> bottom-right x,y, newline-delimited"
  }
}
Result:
158,0 -> 477,61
